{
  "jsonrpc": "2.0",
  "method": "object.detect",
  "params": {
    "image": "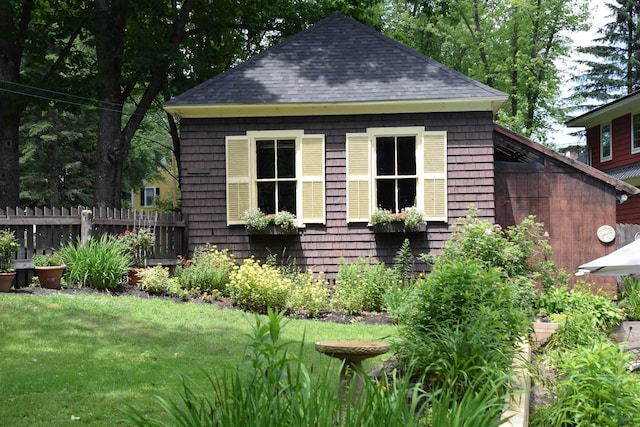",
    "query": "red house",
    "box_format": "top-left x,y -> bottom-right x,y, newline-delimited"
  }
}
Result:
567,91 -> 640,224
165,12 -> 637,290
